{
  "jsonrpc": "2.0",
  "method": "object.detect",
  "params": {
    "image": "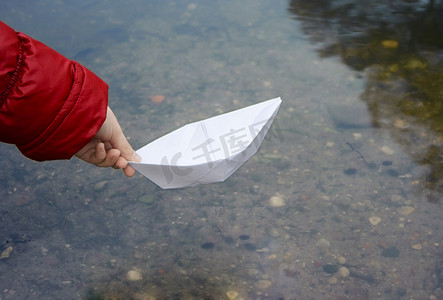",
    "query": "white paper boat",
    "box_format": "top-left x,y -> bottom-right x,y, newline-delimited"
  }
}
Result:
129,97 -> 282,189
